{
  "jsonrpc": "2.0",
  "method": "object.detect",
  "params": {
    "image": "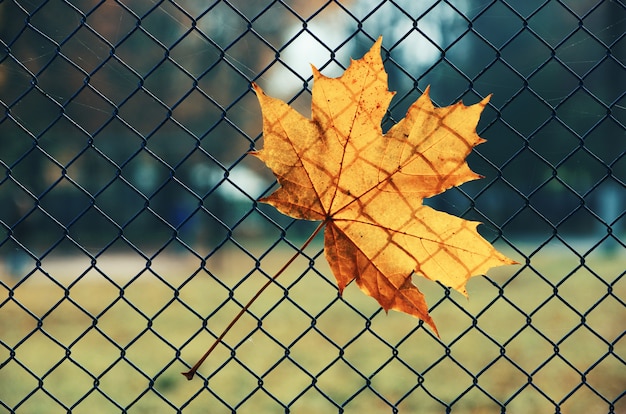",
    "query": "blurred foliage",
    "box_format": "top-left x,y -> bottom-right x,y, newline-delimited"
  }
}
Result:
0,0 -> 624,258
